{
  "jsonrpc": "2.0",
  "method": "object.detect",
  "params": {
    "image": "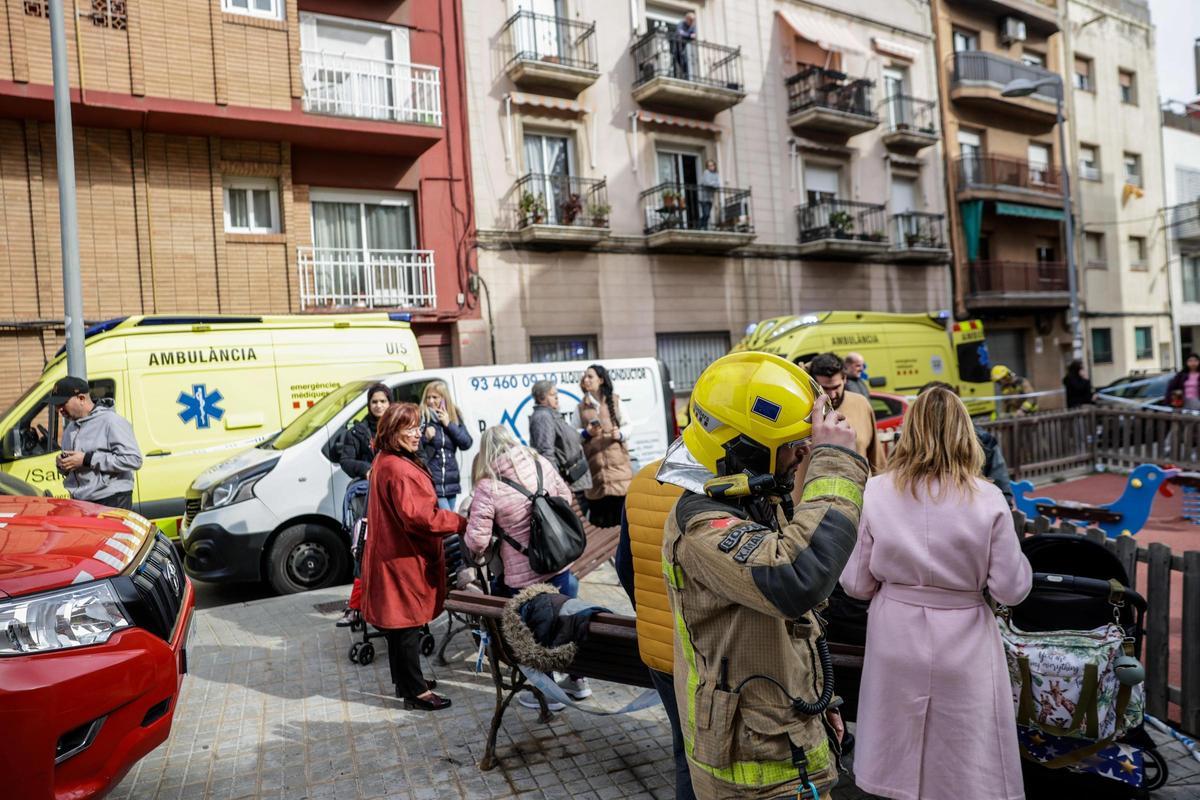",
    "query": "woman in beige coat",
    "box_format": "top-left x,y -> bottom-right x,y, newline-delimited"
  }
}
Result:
576,363 -> 633,527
